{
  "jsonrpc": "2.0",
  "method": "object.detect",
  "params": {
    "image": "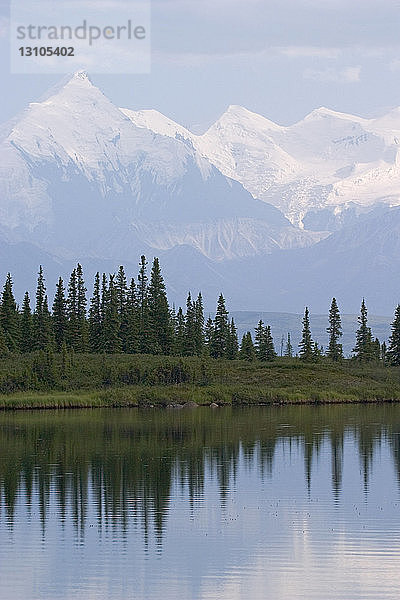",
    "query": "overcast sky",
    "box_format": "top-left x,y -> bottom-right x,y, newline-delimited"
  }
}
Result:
1,0 -> 400,130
